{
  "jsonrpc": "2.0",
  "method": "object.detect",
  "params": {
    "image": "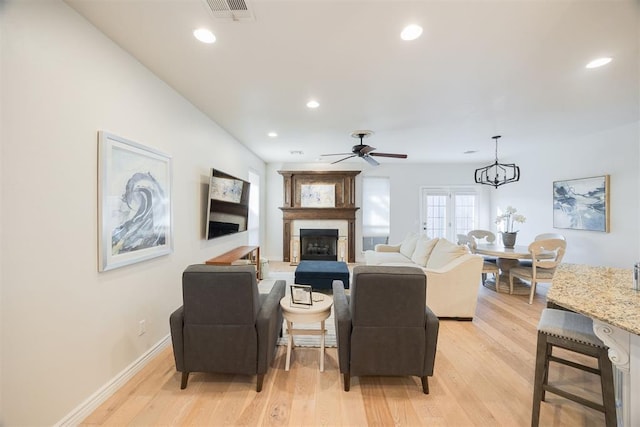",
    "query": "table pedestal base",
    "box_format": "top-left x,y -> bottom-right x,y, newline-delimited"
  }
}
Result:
482,257 -> 531,295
